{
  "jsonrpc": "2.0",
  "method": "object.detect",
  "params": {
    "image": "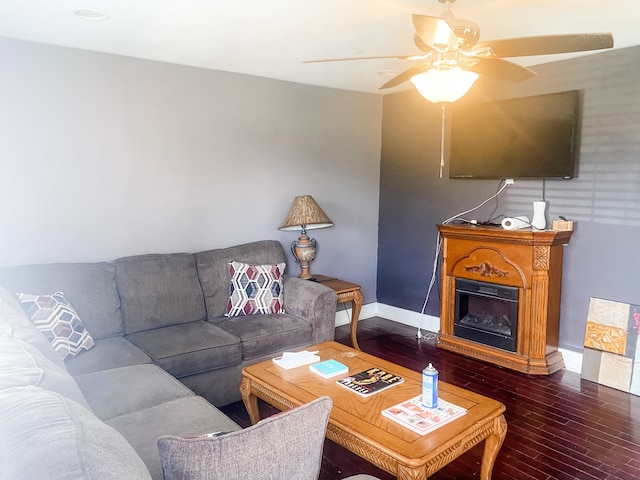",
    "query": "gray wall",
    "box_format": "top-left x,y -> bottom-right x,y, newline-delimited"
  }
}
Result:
377,46 -> 640,351
0,37 -> 382,303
